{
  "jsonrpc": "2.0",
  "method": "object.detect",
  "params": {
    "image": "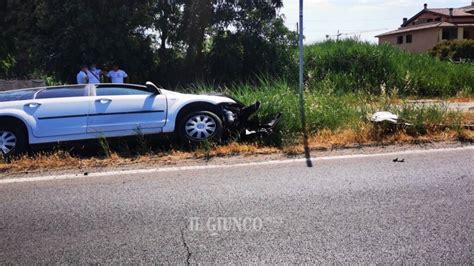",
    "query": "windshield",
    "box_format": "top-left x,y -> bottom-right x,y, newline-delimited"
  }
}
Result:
0,89 -> 38,102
